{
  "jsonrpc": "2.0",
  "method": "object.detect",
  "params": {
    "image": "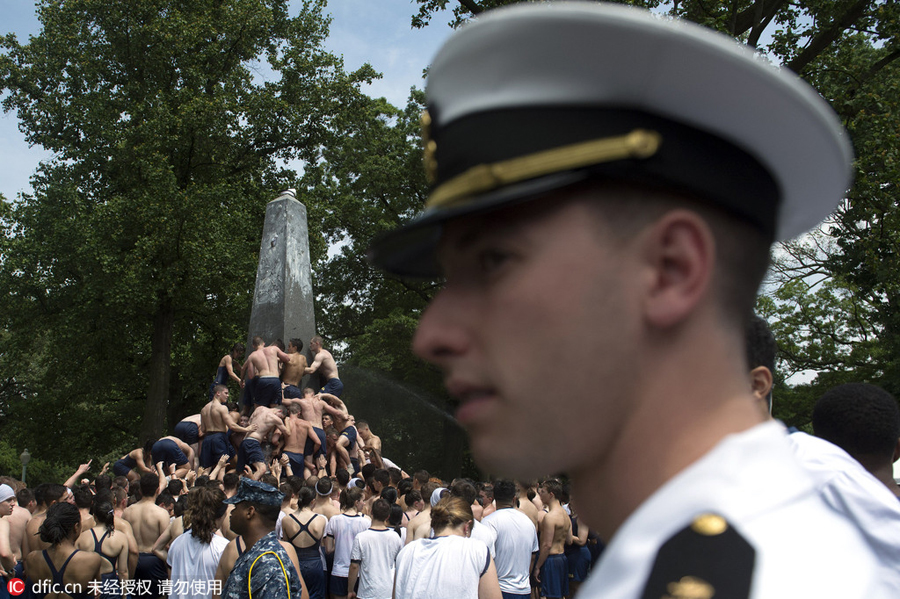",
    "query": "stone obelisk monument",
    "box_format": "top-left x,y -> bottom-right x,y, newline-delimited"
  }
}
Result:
246,189 -> 319,390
